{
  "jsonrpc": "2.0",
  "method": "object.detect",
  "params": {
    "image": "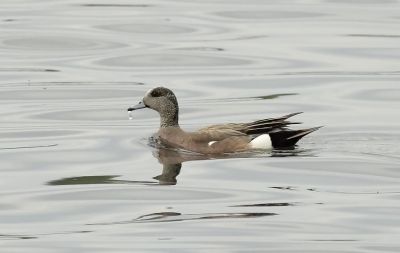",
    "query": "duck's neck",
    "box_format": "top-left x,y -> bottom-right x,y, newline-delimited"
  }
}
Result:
160,109 -> 179,128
